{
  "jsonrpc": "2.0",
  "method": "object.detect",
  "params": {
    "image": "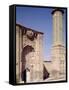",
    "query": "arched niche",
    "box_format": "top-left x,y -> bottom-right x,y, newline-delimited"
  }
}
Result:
21,45 -> 35,82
